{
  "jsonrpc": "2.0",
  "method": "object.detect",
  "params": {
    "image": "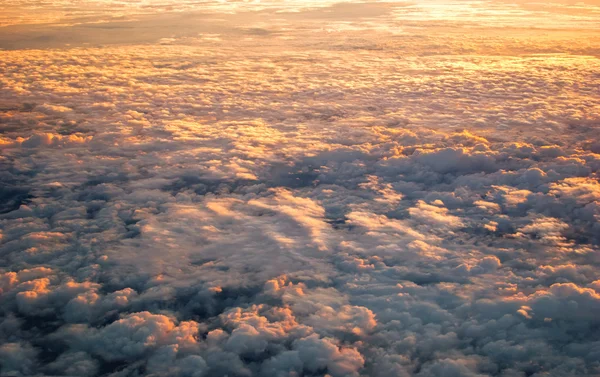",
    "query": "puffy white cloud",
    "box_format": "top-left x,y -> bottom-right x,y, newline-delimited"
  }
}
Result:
409,200 -> 465,230
294,334 -> 365,377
